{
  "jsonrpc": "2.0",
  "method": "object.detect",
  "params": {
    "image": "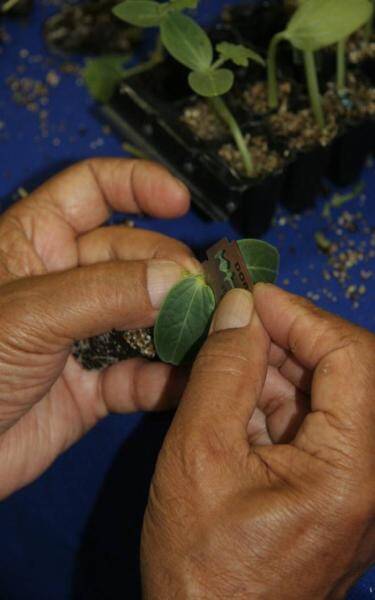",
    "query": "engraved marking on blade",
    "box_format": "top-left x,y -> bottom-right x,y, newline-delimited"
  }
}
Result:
224,241 -> 253,291
203,238 -> 253,304
203,239 -> 232,302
